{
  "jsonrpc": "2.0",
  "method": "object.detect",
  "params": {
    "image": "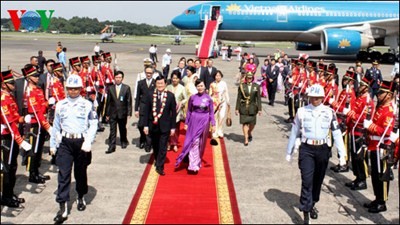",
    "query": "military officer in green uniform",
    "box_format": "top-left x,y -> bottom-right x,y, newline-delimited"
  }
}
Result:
235,72 -> 262,146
